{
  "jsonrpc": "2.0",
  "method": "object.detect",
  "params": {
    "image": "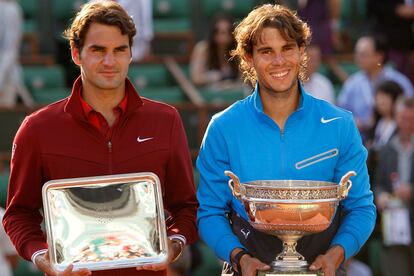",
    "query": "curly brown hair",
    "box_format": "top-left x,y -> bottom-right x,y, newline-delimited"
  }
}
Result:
63,0 -> 136,52
230,4 -> 311,86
